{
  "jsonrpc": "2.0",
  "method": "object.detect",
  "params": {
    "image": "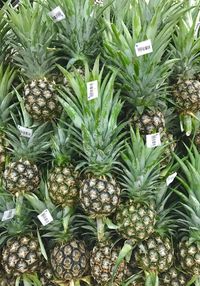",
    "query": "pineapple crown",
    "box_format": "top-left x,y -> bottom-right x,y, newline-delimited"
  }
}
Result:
50,121 -> 74,166
174,144 -> 200,243
6,1 -> 58,79
0,7 -> 12,64
0,65 -> 16,131
58,57 -> 127,177
120,127 -> 165,202
170,3 -> 200,79
46,0 -> 104,67
25,181 -> 76,243
6,92 -> 52,162
0,192 -> 34,242
103,0 -> 185,112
